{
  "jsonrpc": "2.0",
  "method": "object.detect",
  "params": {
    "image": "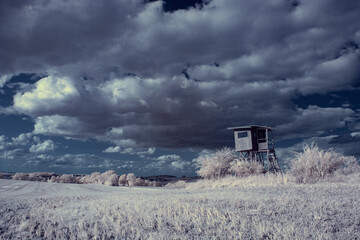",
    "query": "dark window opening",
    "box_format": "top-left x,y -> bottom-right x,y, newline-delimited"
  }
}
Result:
237,132 -> 248,138
257,130 -> 266,139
